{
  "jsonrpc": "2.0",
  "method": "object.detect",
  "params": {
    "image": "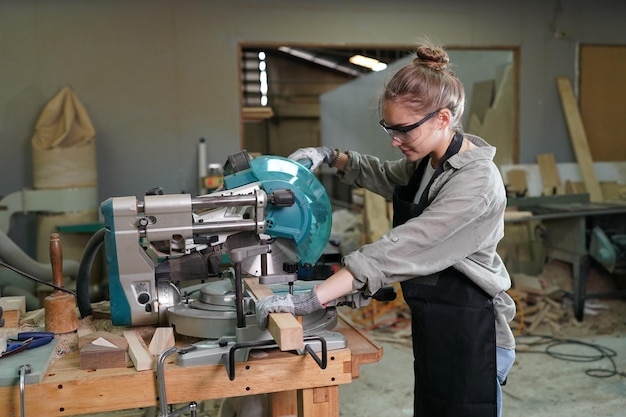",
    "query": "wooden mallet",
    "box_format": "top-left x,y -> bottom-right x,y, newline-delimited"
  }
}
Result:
44,233 -> 78,334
